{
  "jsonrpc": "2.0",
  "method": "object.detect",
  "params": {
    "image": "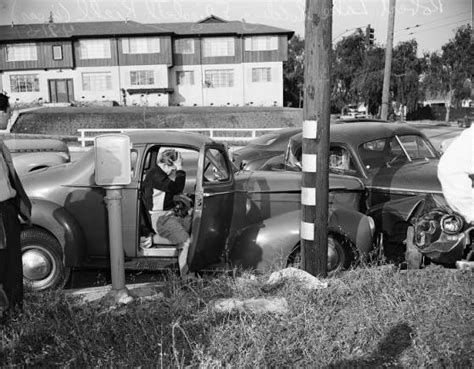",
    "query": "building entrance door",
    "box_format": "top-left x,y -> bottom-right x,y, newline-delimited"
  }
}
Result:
48,79 -> 74,103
